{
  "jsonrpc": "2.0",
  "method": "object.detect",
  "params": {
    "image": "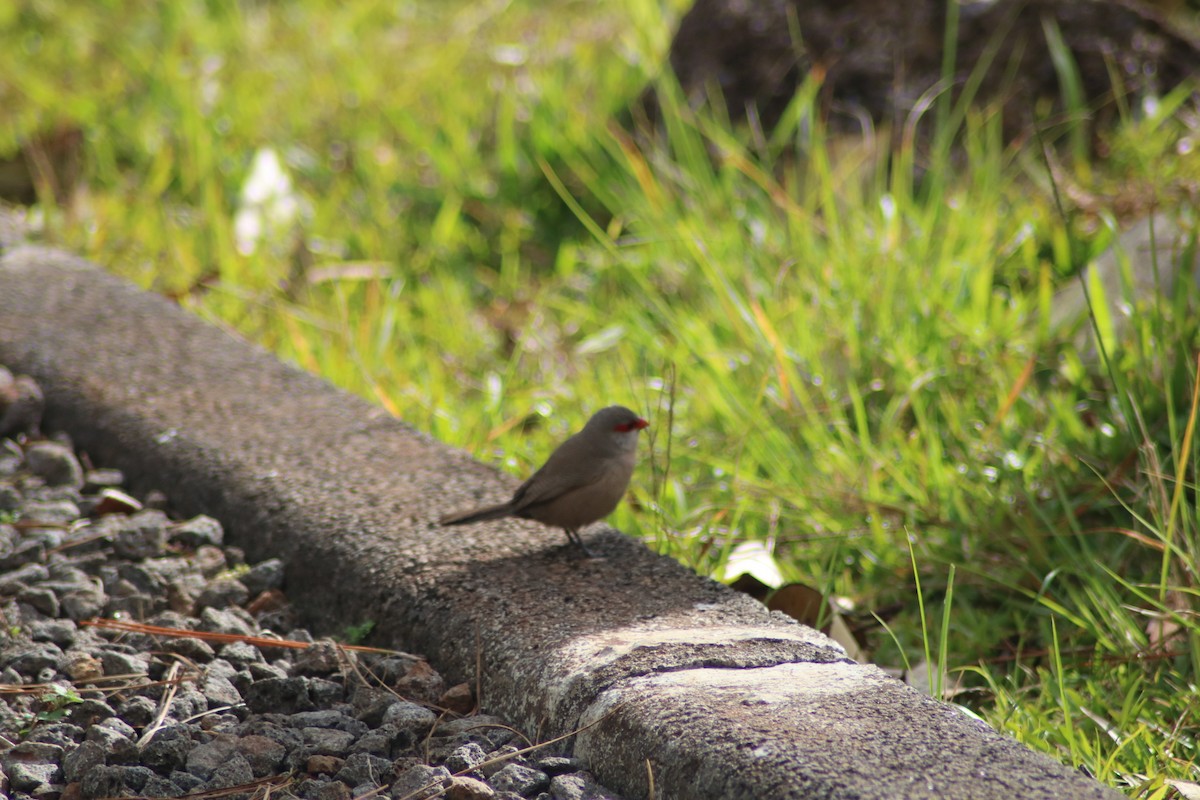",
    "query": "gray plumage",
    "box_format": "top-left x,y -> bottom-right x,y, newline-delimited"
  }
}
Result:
439,405 -> 649,555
